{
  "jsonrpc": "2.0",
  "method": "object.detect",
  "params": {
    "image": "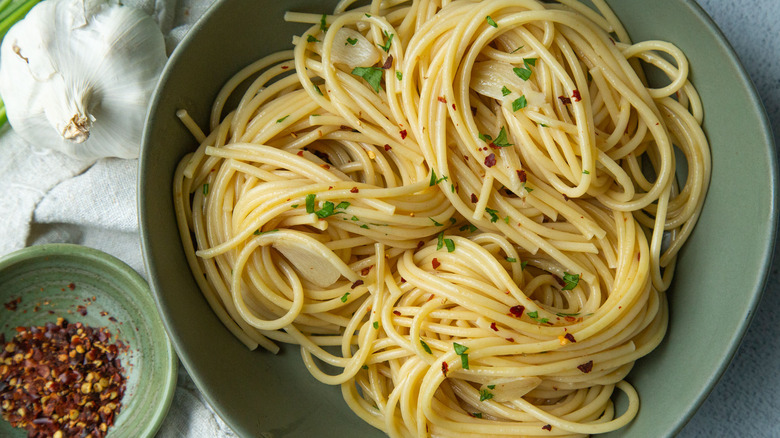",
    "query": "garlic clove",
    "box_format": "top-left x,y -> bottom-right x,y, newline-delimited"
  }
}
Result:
319,27 -> 381,69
